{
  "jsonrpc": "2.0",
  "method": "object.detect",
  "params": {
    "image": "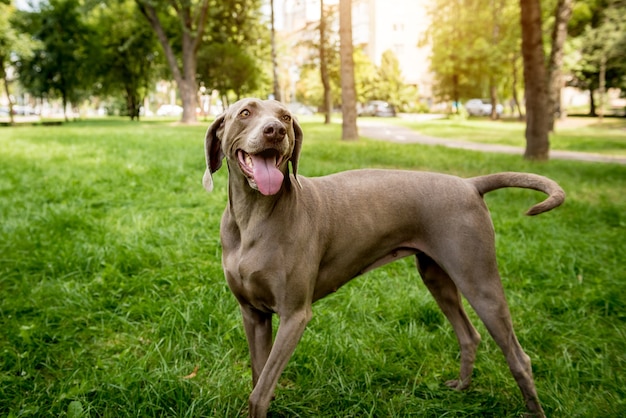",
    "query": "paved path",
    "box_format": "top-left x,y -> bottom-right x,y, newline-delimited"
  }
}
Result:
358,119 -> 626,165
